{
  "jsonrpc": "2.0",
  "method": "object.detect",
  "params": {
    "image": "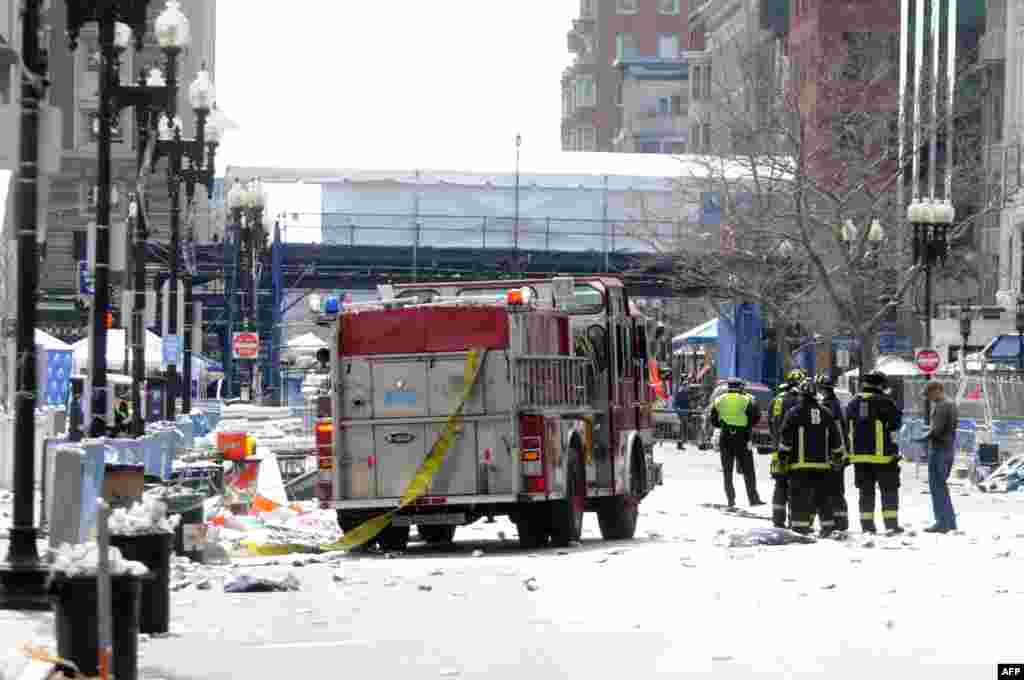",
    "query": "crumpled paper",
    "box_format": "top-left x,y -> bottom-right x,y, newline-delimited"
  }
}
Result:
50,543 -> 149,577
107,496 -> 181,536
